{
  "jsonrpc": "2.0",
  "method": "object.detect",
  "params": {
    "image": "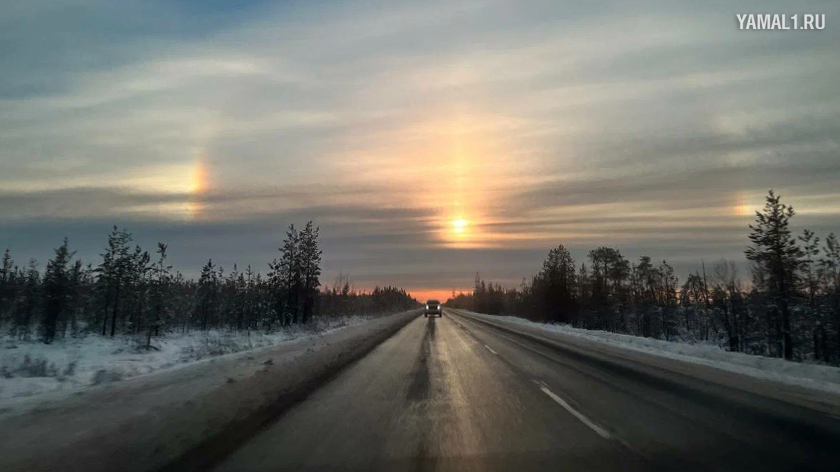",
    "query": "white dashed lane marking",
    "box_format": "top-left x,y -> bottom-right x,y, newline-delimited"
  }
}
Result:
453,311 -> 614,443
539,383 -> 612,440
